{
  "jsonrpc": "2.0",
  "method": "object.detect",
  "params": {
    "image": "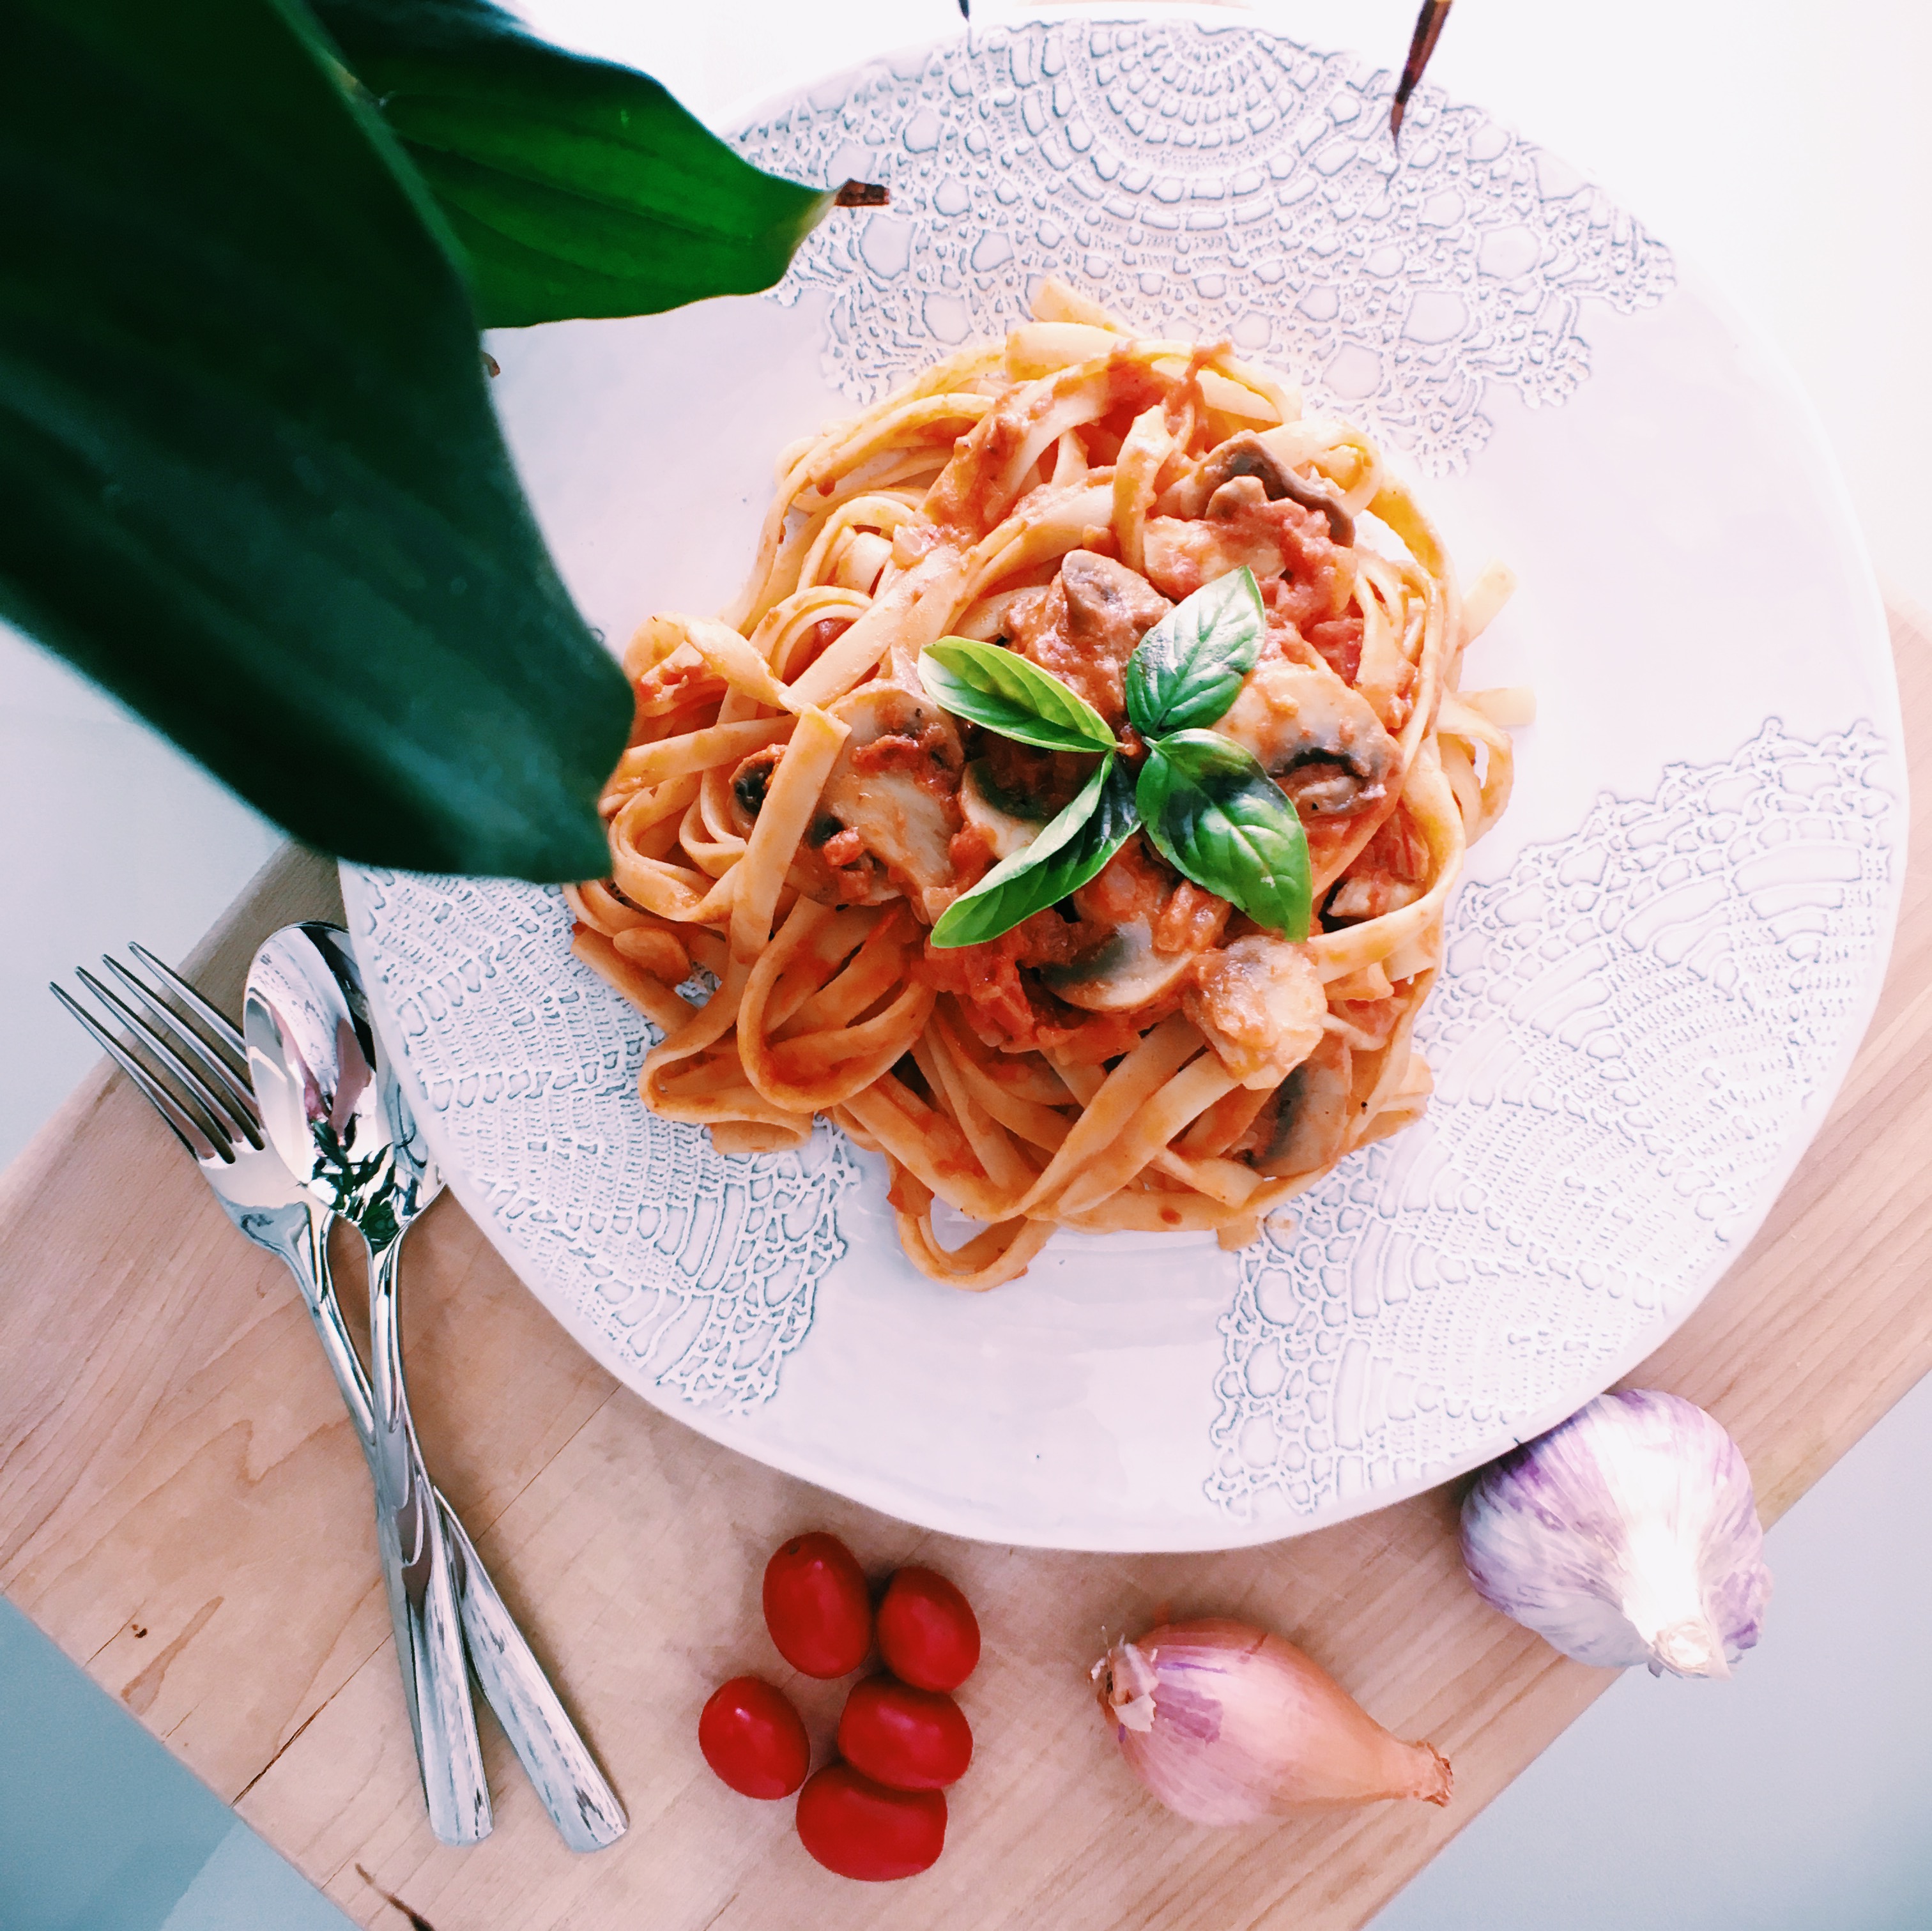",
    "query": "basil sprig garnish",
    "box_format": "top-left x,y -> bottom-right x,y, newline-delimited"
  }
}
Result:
920,637 -> 1116,753
1124,565 -> 1266,735
1137,732 -> 1314,942
930,758 -> 1138,949
921,565 -> 1313,946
